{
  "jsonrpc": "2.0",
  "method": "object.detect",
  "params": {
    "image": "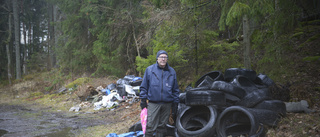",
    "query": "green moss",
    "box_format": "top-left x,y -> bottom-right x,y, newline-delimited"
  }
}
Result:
65,77 -> 91,89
